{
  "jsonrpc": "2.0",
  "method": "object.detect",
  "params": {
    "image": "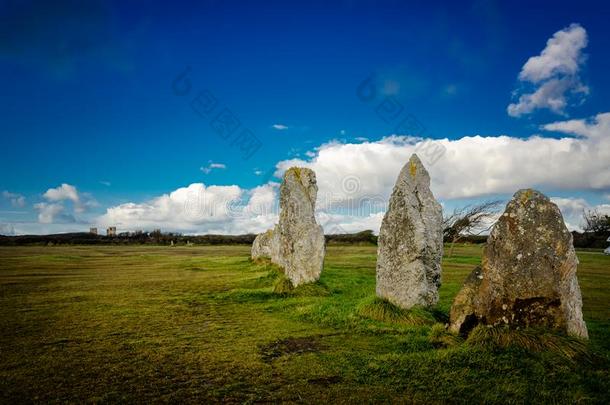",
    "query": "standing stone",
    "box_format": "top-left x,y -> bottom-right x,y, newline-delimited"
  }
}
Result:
376,154 -> 443,309
251,228 -> 274,260
449,189 -> 588,338
272,167 -> 325,286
